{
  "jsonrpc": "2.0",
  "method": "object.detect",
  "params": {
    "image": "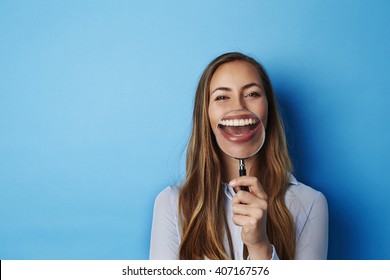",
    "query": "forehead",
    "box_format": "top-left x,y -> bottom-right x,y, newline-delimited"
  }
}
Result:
210,60 -> 262,89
